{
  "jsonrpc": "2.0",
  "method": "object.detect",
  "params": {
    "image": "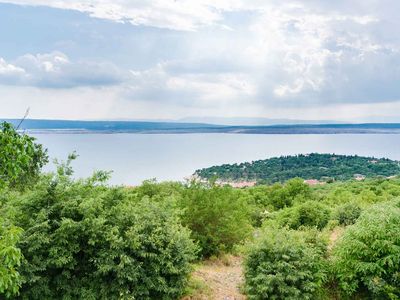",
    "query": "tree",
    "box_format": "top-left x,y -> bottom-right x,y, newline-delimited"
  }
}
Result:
0,122 -> 48,189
